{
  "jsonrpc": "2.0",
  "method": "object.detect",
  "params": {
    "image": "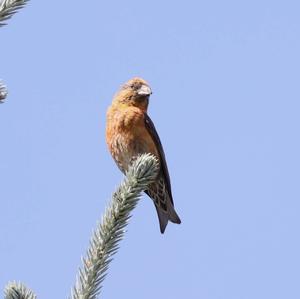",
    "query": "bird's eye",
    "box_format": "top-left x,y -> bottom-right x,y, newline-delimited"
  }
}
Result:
122,84 -> 132,90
